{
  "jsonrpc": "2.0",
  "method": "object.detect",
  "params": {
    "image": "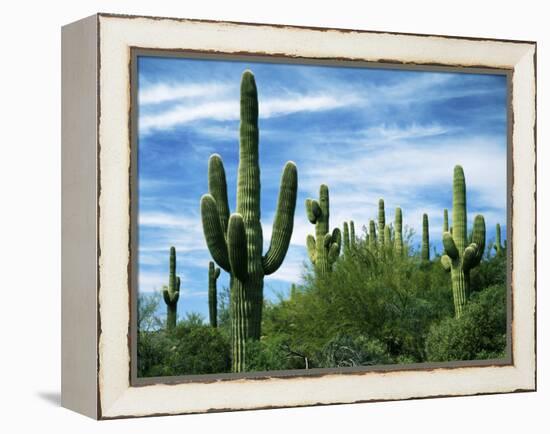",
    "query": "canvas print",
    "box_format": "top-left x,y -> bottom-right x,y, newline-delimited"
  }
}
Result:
135,55 -> 508,377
